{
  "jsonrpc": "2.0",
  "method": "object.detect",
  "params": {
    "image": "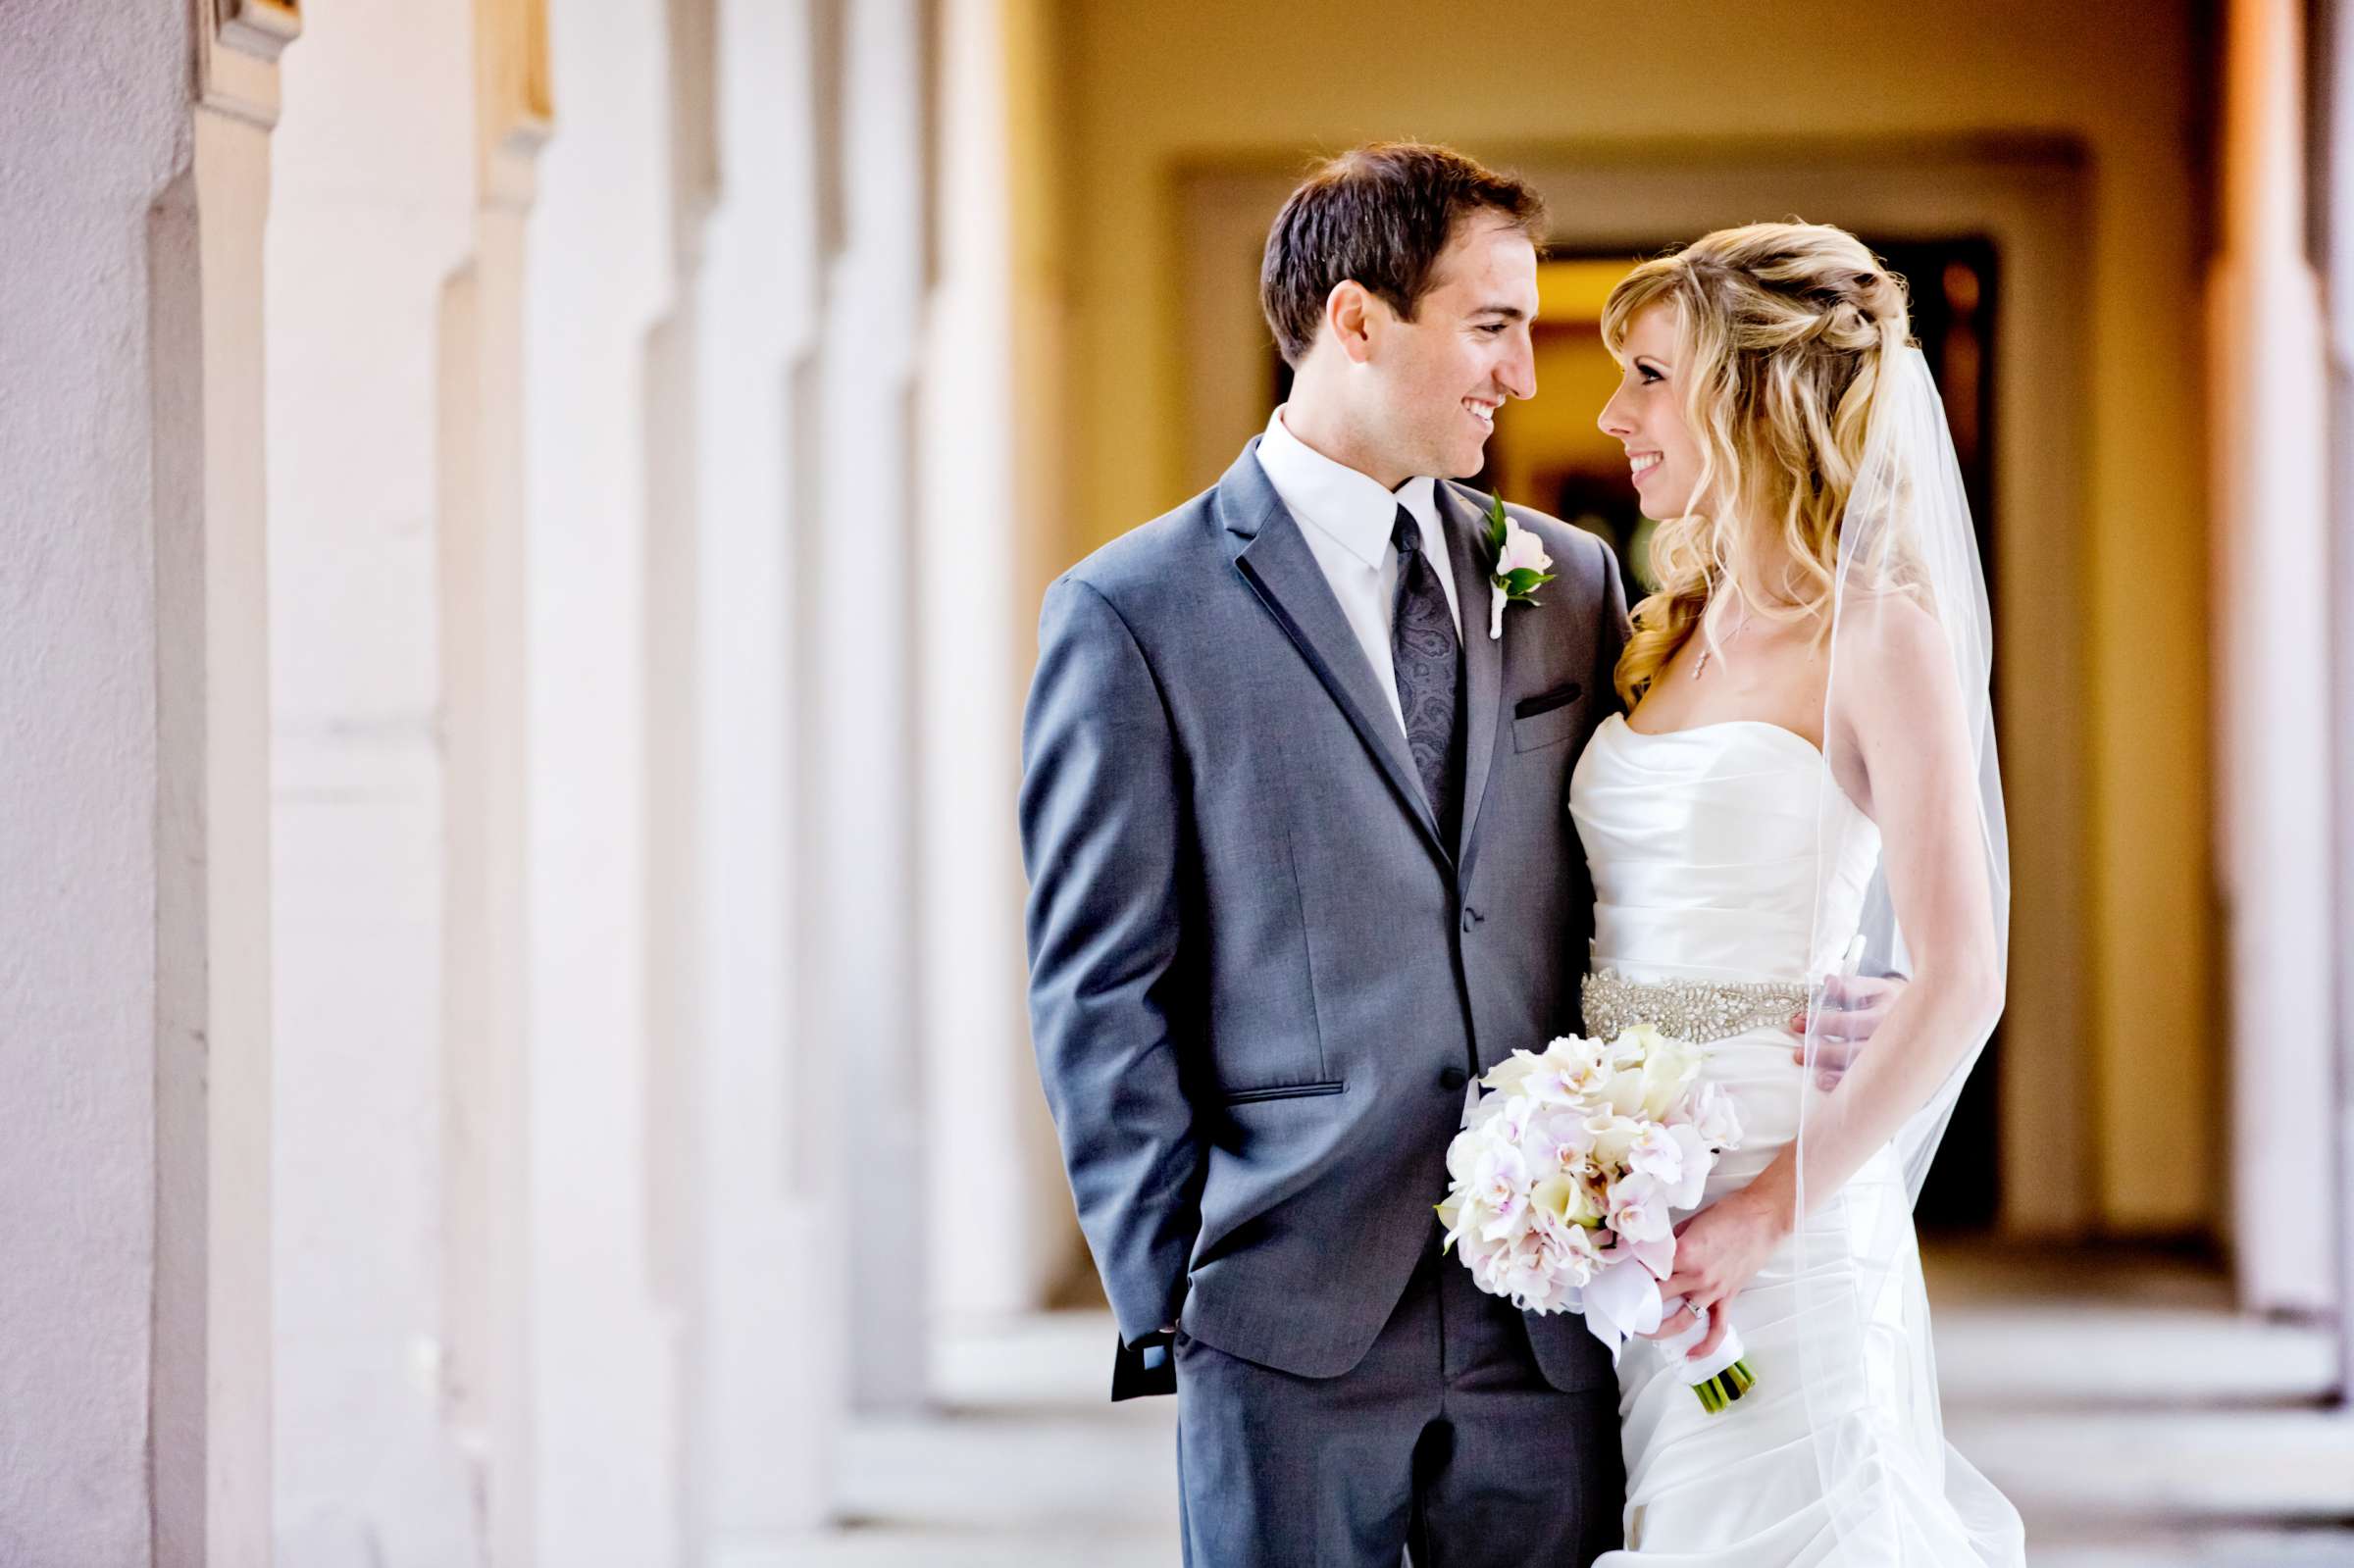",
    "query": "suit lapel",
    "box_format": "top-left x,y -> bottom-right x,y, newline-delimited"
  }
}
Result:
1219,441 -> 1447,859
1439,481 -> 1504,870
